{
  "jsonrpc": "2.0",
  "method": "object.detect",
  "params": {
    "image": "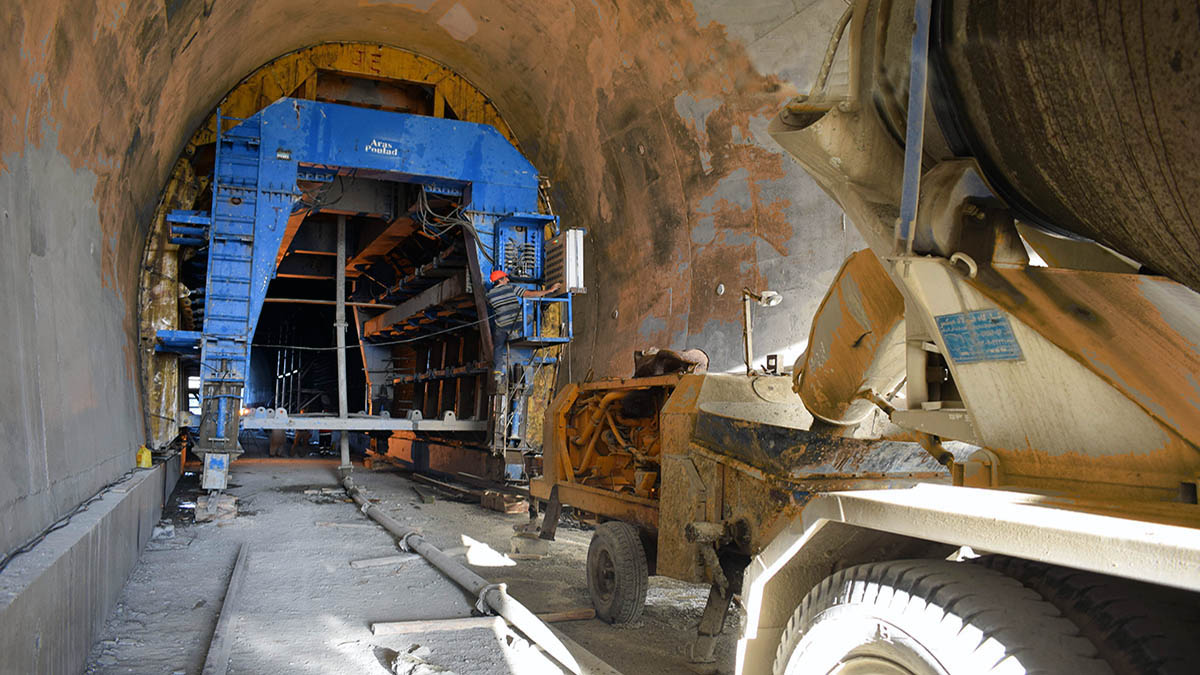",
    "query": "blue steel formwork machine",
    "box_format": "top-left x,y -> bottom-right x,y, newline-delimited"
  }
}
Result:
157,98 -> 581,490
